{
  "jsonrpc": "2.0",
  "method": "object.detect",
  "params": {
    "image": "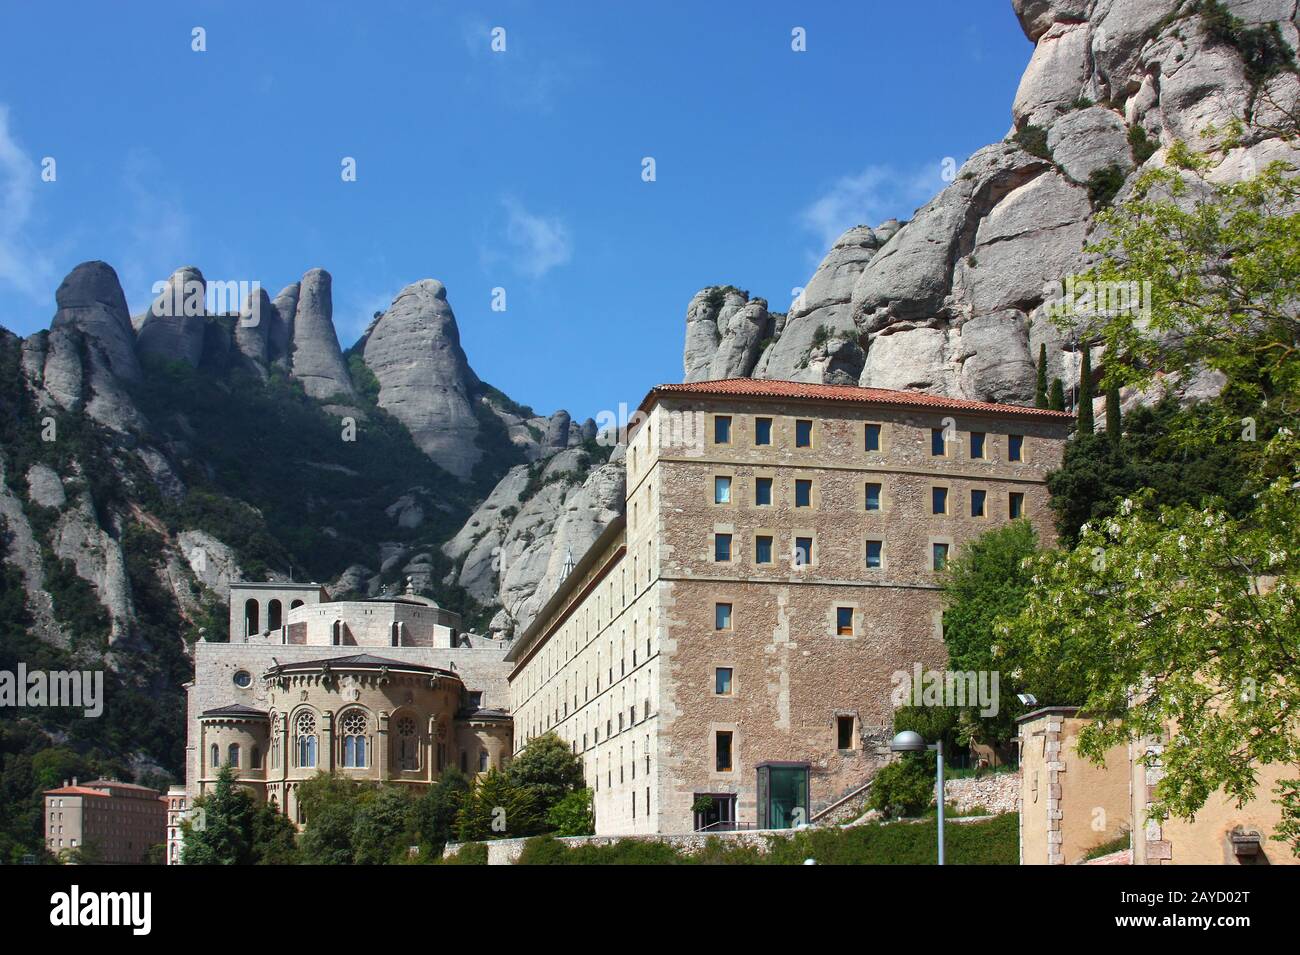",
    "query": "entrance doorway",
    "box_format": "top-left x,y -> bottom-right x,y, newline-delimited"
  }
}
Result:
692,793 -> 737,832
